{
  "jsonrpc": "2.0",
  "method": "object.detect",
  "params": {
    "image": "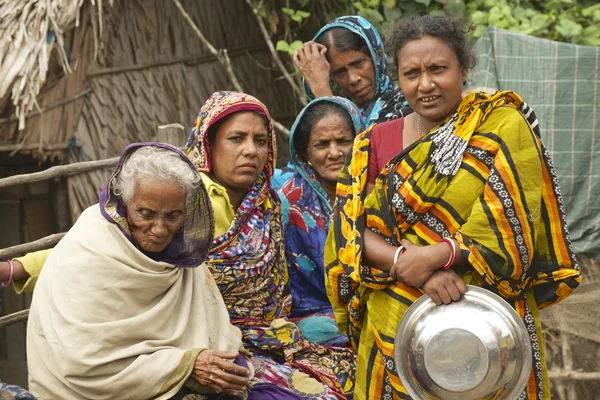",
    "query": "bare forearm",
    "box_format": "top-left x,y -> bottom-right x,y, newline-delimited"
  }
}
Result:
0,260 -> 30,282
309,84 -> 334,99
362,229 -> 397,272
